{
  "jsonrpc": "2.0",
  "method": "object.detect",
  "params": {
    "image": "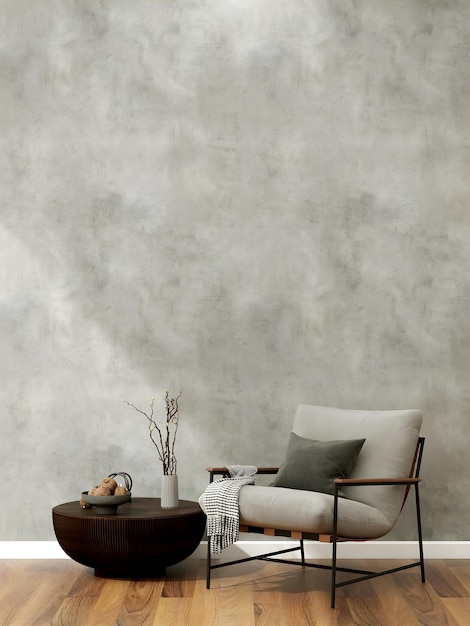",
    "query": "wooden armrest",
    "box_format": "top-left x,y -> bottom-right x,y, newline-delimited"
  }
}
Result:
205,466 -> 279,474
205,466 -> 279,481
334,477 -> 421,486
